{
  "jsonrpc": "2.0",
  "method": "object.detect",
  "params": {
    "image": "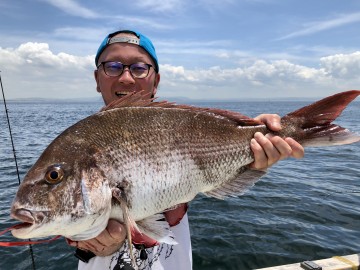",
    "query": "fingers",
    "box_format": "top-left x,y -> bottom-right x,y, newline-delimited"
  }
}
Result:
106,219 -> 127,242
285,137 -> 305,159
250,132 -> 301,170
250,132 -> 286,170
67,238 -> 104,253
67,219 -> 126,257
254,114 -> 282,131
77,238 -> 105,253
250,113 -> 305,170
